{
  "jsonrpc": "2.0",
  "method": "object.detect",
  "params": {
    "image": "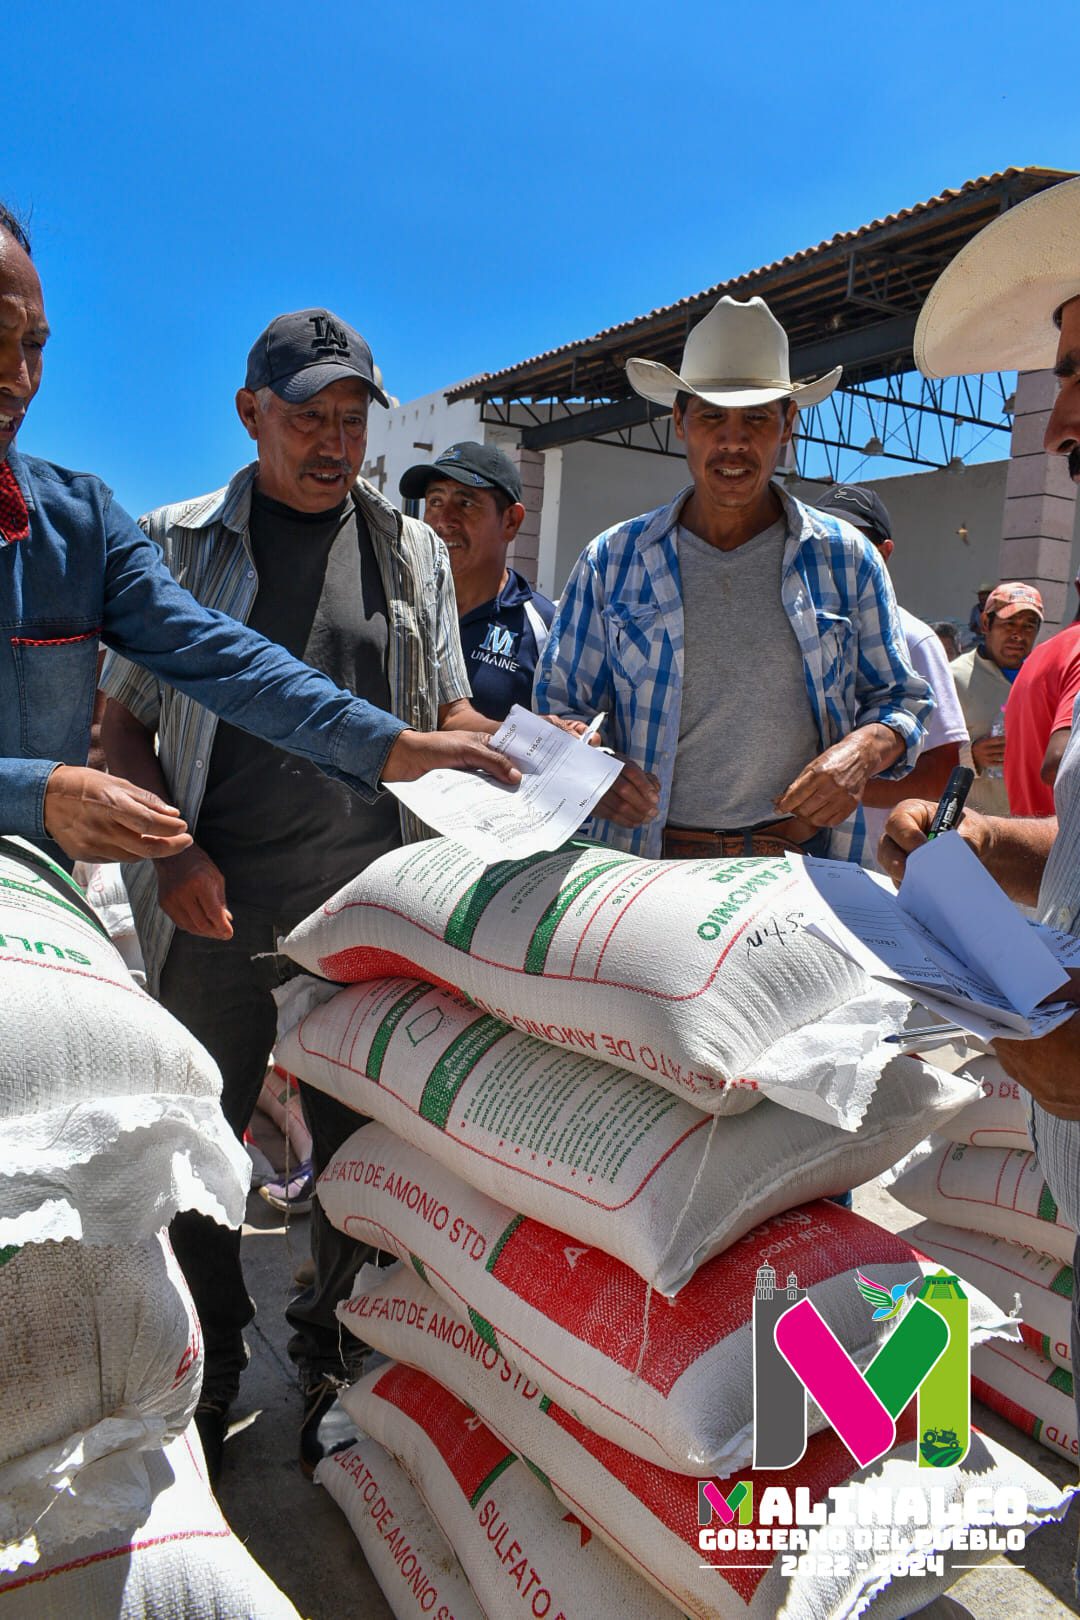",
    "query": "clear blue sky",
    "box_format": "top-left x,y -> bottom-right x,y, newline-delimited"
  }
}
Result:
9,0 -> 1078,515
